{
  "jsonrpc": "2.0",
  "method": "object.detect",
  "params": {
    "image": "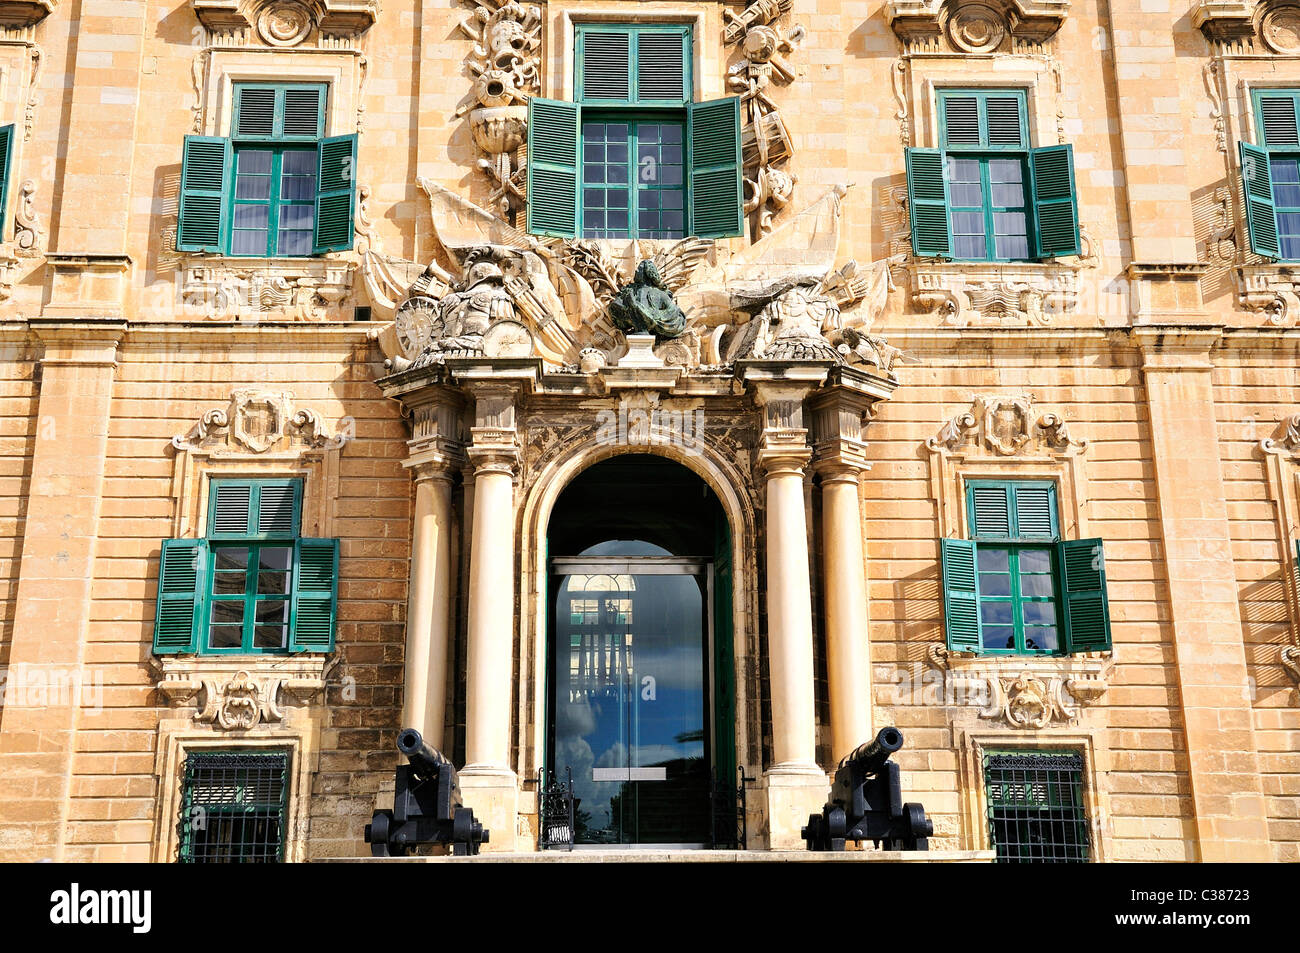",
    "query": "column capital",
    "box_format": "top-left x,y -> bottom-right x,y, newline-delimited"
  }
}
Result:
404,455 -> 459,485
29,318 -> 126,366
466,438 -> 520,477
